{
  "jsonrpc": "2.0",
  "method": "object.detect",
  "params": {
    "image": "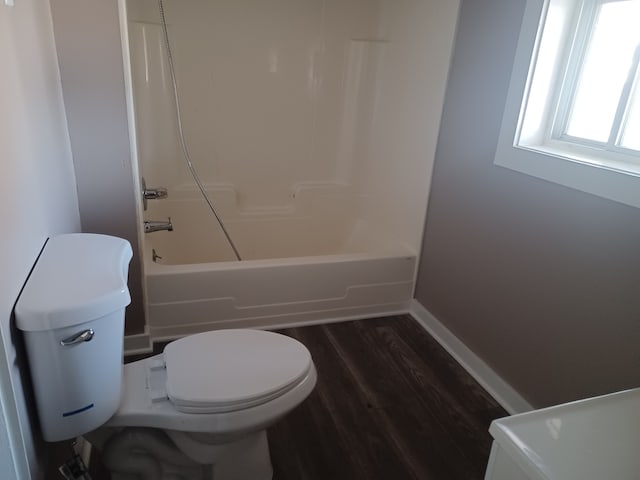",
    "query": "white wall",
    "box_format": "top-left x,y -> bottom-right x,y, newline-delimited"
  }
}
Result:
0,1 -> 80,477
